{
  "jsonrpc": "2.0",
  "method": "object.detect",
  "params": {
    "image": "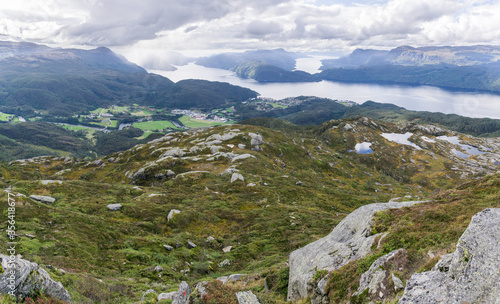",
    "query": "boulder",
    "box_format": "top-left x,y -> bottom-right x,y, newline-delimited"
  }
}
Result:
236,291 -> 260,304
172,281 -> 190,304
141,289 -> 157,301
163,245 -> 173,251
107,203 -> 122,211
399,208 -> 500,303
29,195 -> 56,204
230,173 -> 244,183
187,240 -> 197,249
223,246 -> 232,253
158,291 -> 177,302
0,254 -> 71,302
192,281 -> 209,299
167,209 -> 181,222
219,259 -> 231,268
354,249 -> 407,300
287,200 -> 425,302
166,170 -> 175,177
